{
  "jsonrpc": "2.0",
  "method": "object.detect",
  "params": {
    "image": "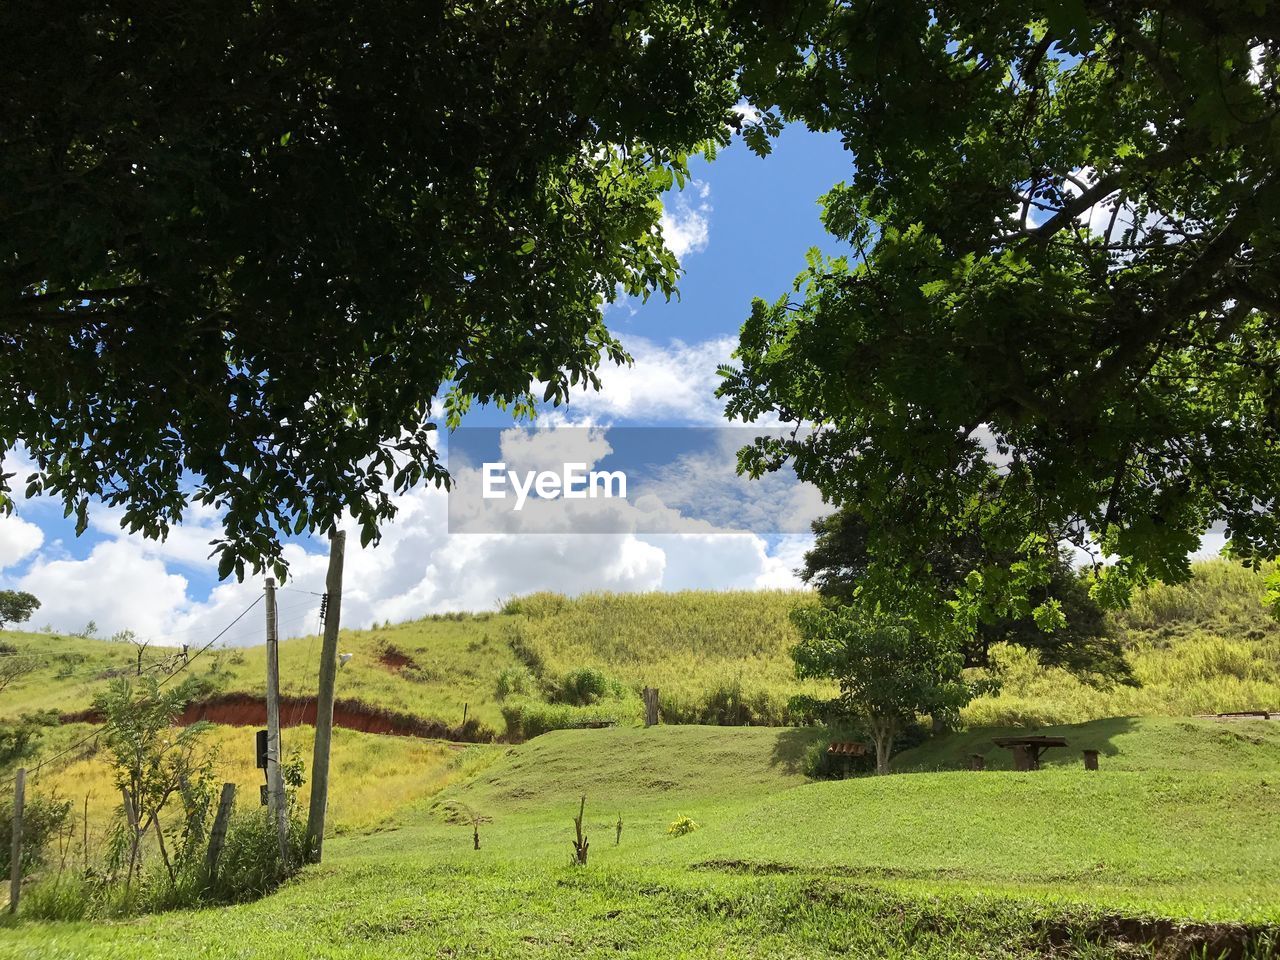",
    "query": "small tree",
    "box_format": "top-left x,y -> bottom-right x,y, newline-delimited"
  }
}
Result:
791,604 -> 977,775
94,676 -> 216,892
0,590 -> 40,629
0,656 -> 36,695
